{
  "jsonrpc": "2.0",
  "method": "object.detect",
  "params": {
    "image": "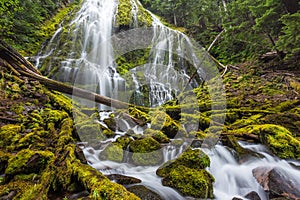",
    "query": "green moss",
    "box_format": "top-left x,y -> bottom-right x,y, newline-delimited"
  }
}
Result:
132,151 -> 163,166
100,144 -> 124,162
130,137 -> 162,165
143,128 -> 170,143
116,0 -> 133,26
17,131 -> 45,150
130,137 -> 160,153
162,165 -> 214,199
114,136 -> 133,150
231,114 -> 263,128
0,180 -> 35,199
10,103 -> 25,115
233,124 -> 300,159
157,148 -> 210,177
14,173 -> 39,182
0,125 -> 22,151
150,110 -> 186,138
5,149 -> 54,180
136,1 -> 152,26
272,100 -> 300,112
129,107 -> 150,124
116,0 -> 152,27
70,158 -> 139,199
181,113 -> 211,131
103,117 -> 117,131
